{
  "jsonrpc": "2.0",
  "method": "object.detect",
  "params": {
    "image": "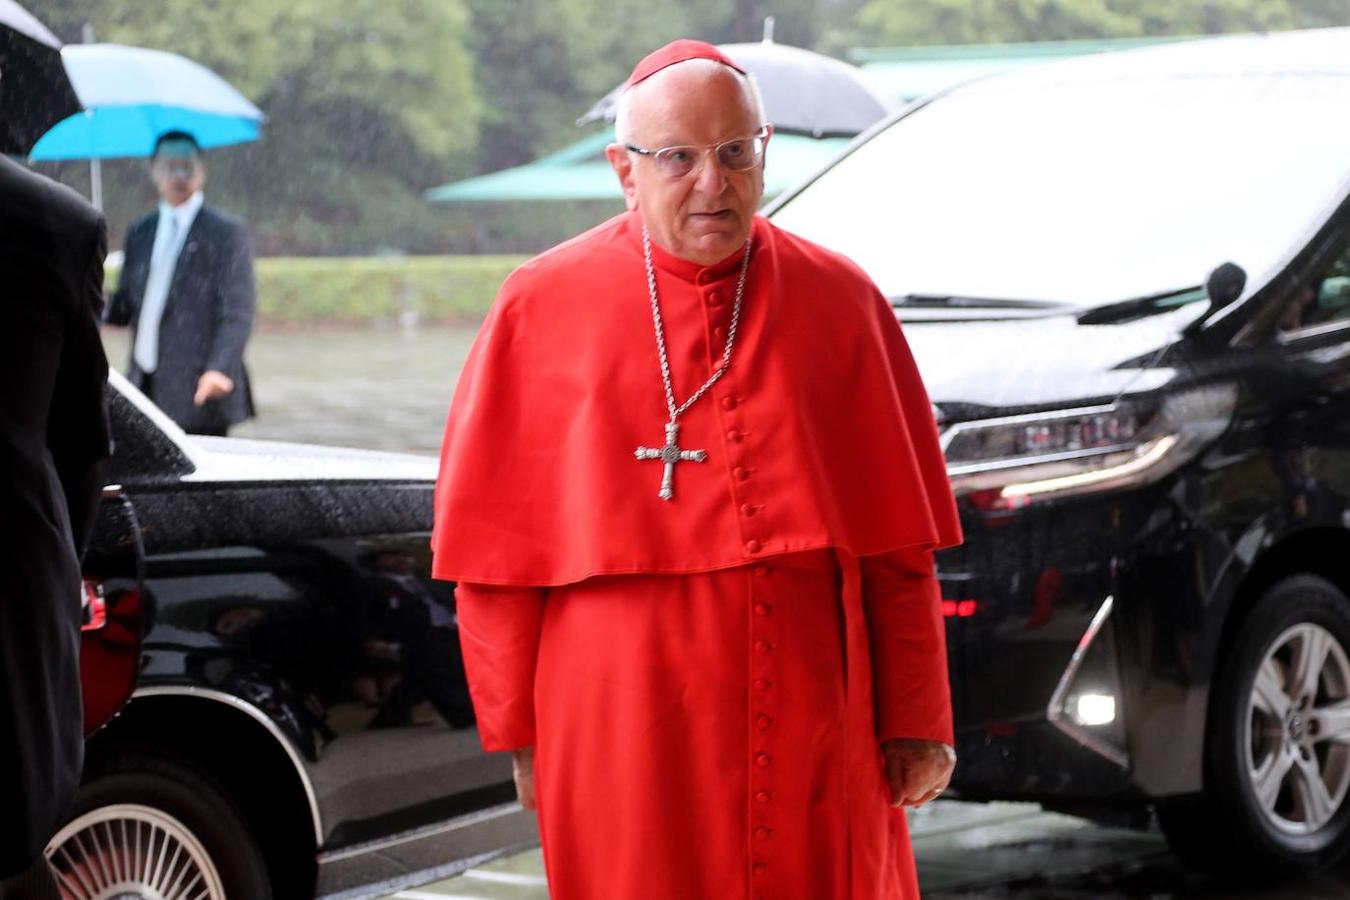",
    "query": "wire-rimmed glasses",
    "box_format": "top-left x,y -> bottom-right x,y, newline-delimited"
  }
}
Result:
624,125 -> 770,178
